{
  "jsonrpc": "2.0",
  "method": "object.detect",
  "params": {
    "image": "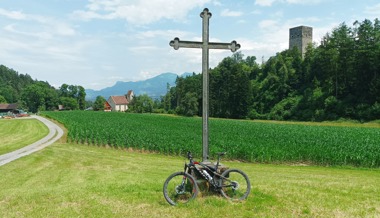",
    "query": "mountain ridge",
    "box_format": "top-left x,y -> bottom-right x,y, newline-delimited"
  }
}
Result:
85,72 -> 193,101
